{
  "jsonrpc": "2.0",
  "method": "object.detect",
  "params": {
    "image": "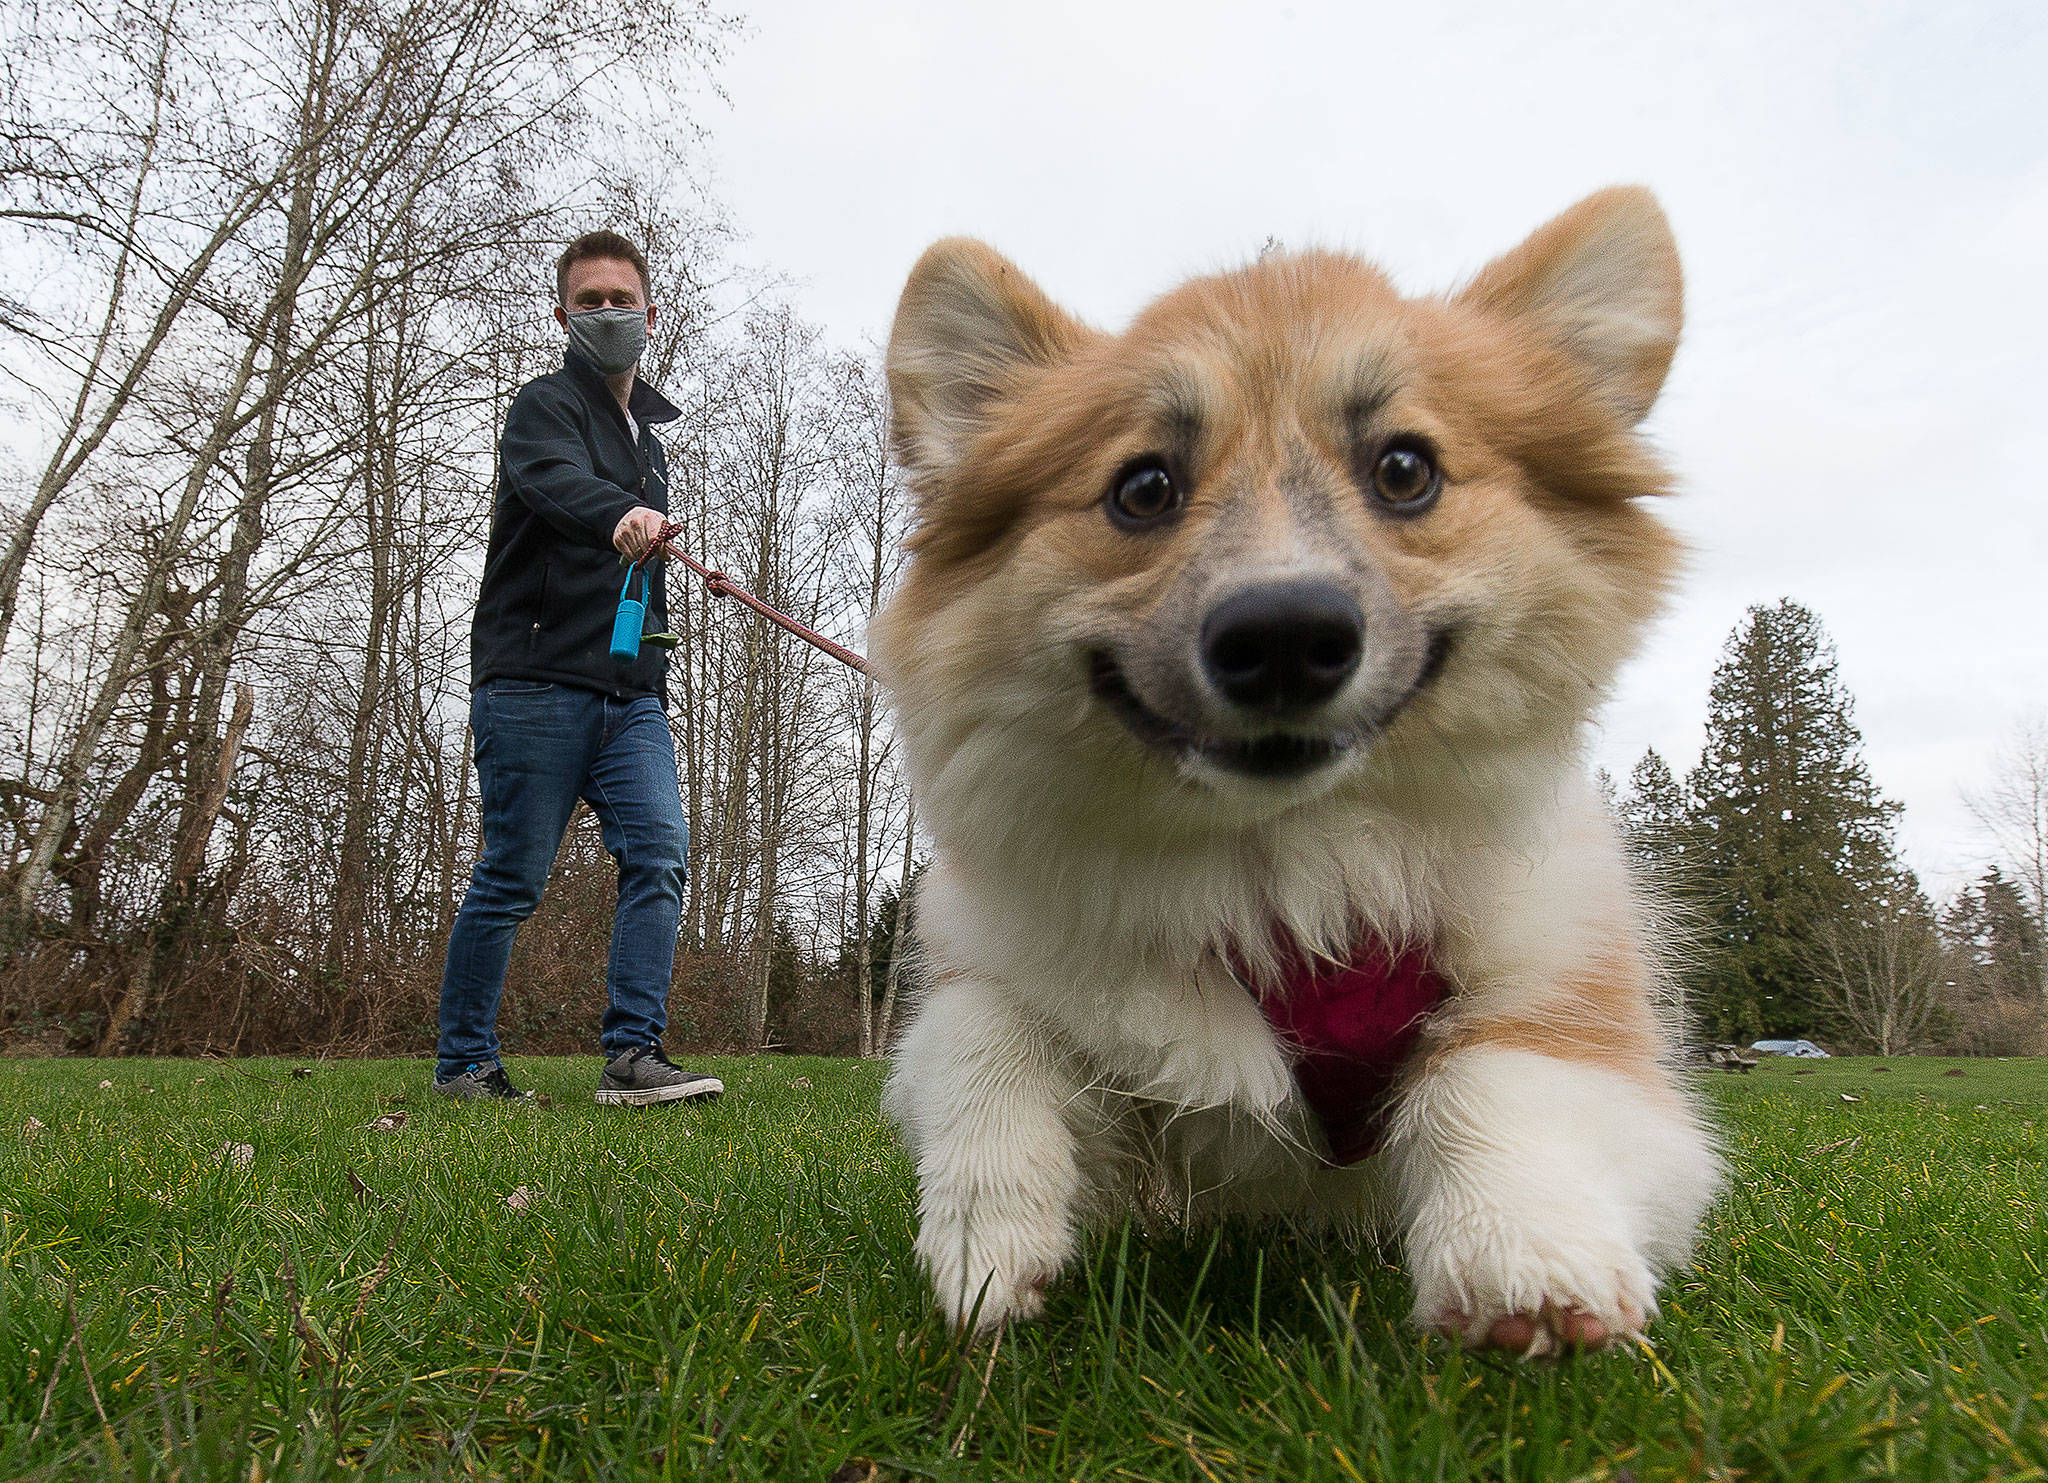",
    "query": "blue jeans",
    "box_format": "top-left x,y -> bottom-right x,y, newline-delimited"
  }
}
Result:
436,680 -> 687,1080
